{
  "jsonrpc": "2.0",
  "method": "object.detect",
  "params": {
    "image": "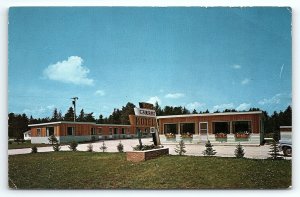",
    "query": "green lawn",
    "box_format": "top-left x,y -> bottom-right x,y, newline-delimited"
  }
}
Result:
8,141 -> 52,149
8,152 -> 291,189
